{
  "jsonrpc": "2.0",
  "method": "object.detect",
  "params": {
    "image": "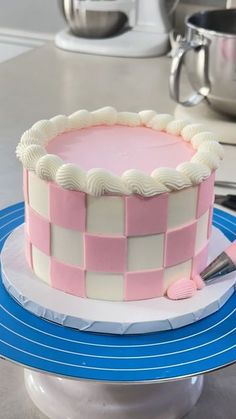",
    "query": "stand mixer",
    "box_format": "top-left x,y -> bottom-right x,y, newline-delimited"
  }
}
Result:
55,0 -> 176,57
